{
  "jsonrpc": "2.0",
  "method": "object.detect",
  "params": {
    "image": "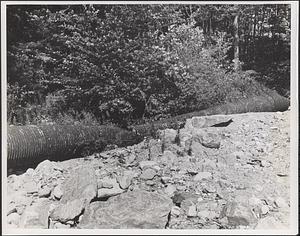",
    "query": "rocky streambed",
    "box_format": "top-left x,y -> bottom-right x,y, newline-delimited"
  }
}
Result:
5,110 -> 291,230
